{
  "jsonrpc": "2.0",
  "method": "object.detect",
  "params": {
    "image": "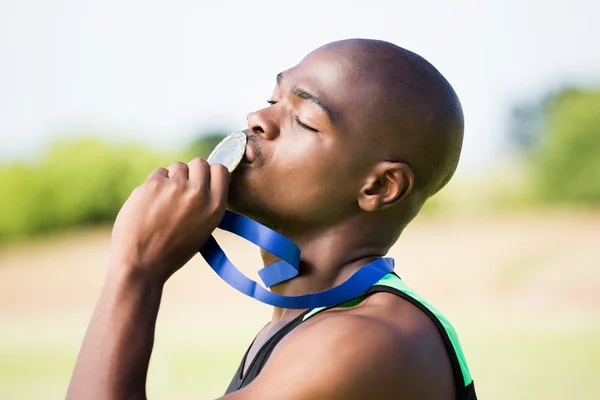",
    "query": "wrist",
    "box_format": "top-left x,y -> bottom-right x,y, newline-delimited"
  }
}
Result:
106,259 -> 166,297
